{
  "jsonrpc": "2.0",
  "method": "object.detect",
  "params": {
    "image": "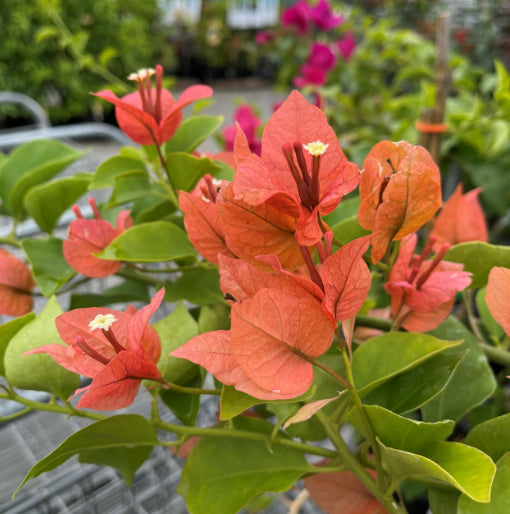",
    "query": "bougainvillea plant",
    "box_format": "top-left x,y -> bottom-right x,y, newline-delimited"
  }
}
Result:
1,67 -> 510,514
